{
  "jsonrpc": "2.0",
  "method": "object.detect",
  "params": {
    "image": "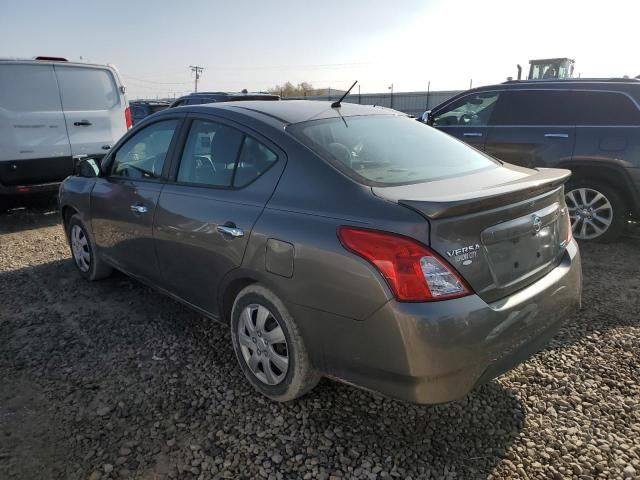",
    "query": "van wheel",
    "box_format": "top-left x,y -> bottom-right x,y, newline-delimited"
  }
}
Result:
67,214 -> 112,280
231,284 -> 321,402
565,180 -> 627,242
